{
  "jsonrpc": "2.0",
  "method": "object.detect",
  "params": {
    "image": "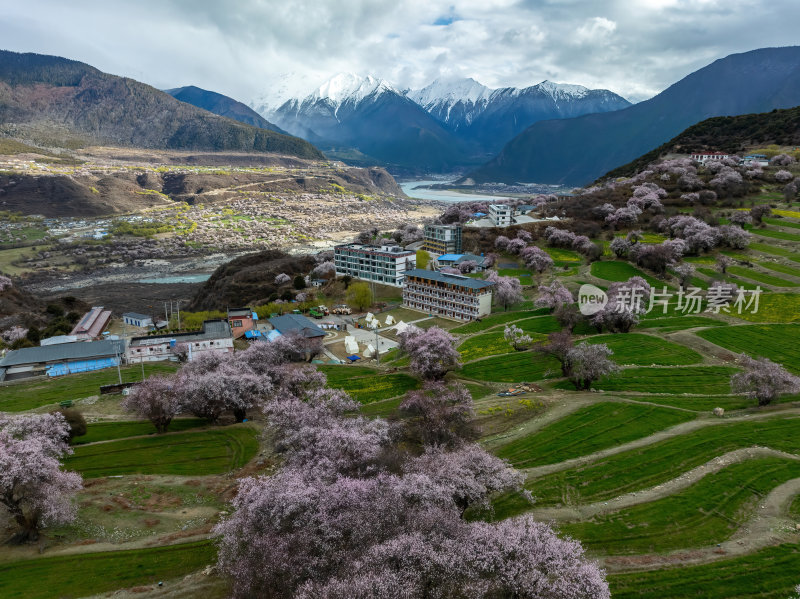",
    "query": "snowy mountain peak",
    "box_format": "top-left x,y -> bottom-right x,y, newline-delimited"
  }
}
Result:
409,77 -> 493,108
310,73 -> 397,106
534,80 -> 590,100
